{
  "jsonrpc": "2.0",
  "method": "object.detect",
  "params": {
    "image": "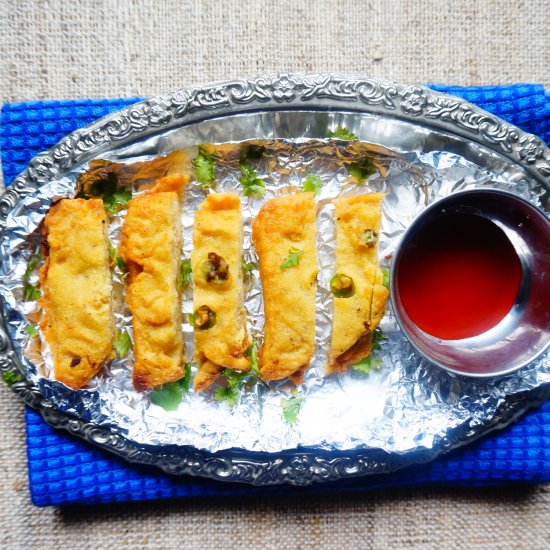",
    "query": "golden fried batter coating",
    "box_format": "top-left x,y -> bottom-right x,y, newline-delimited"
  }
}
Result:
192,193 -> 249,391
39,198 -> 114,389
328,193 -> 388,373
252,192 -> 317,383
120,177 -> 187,391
